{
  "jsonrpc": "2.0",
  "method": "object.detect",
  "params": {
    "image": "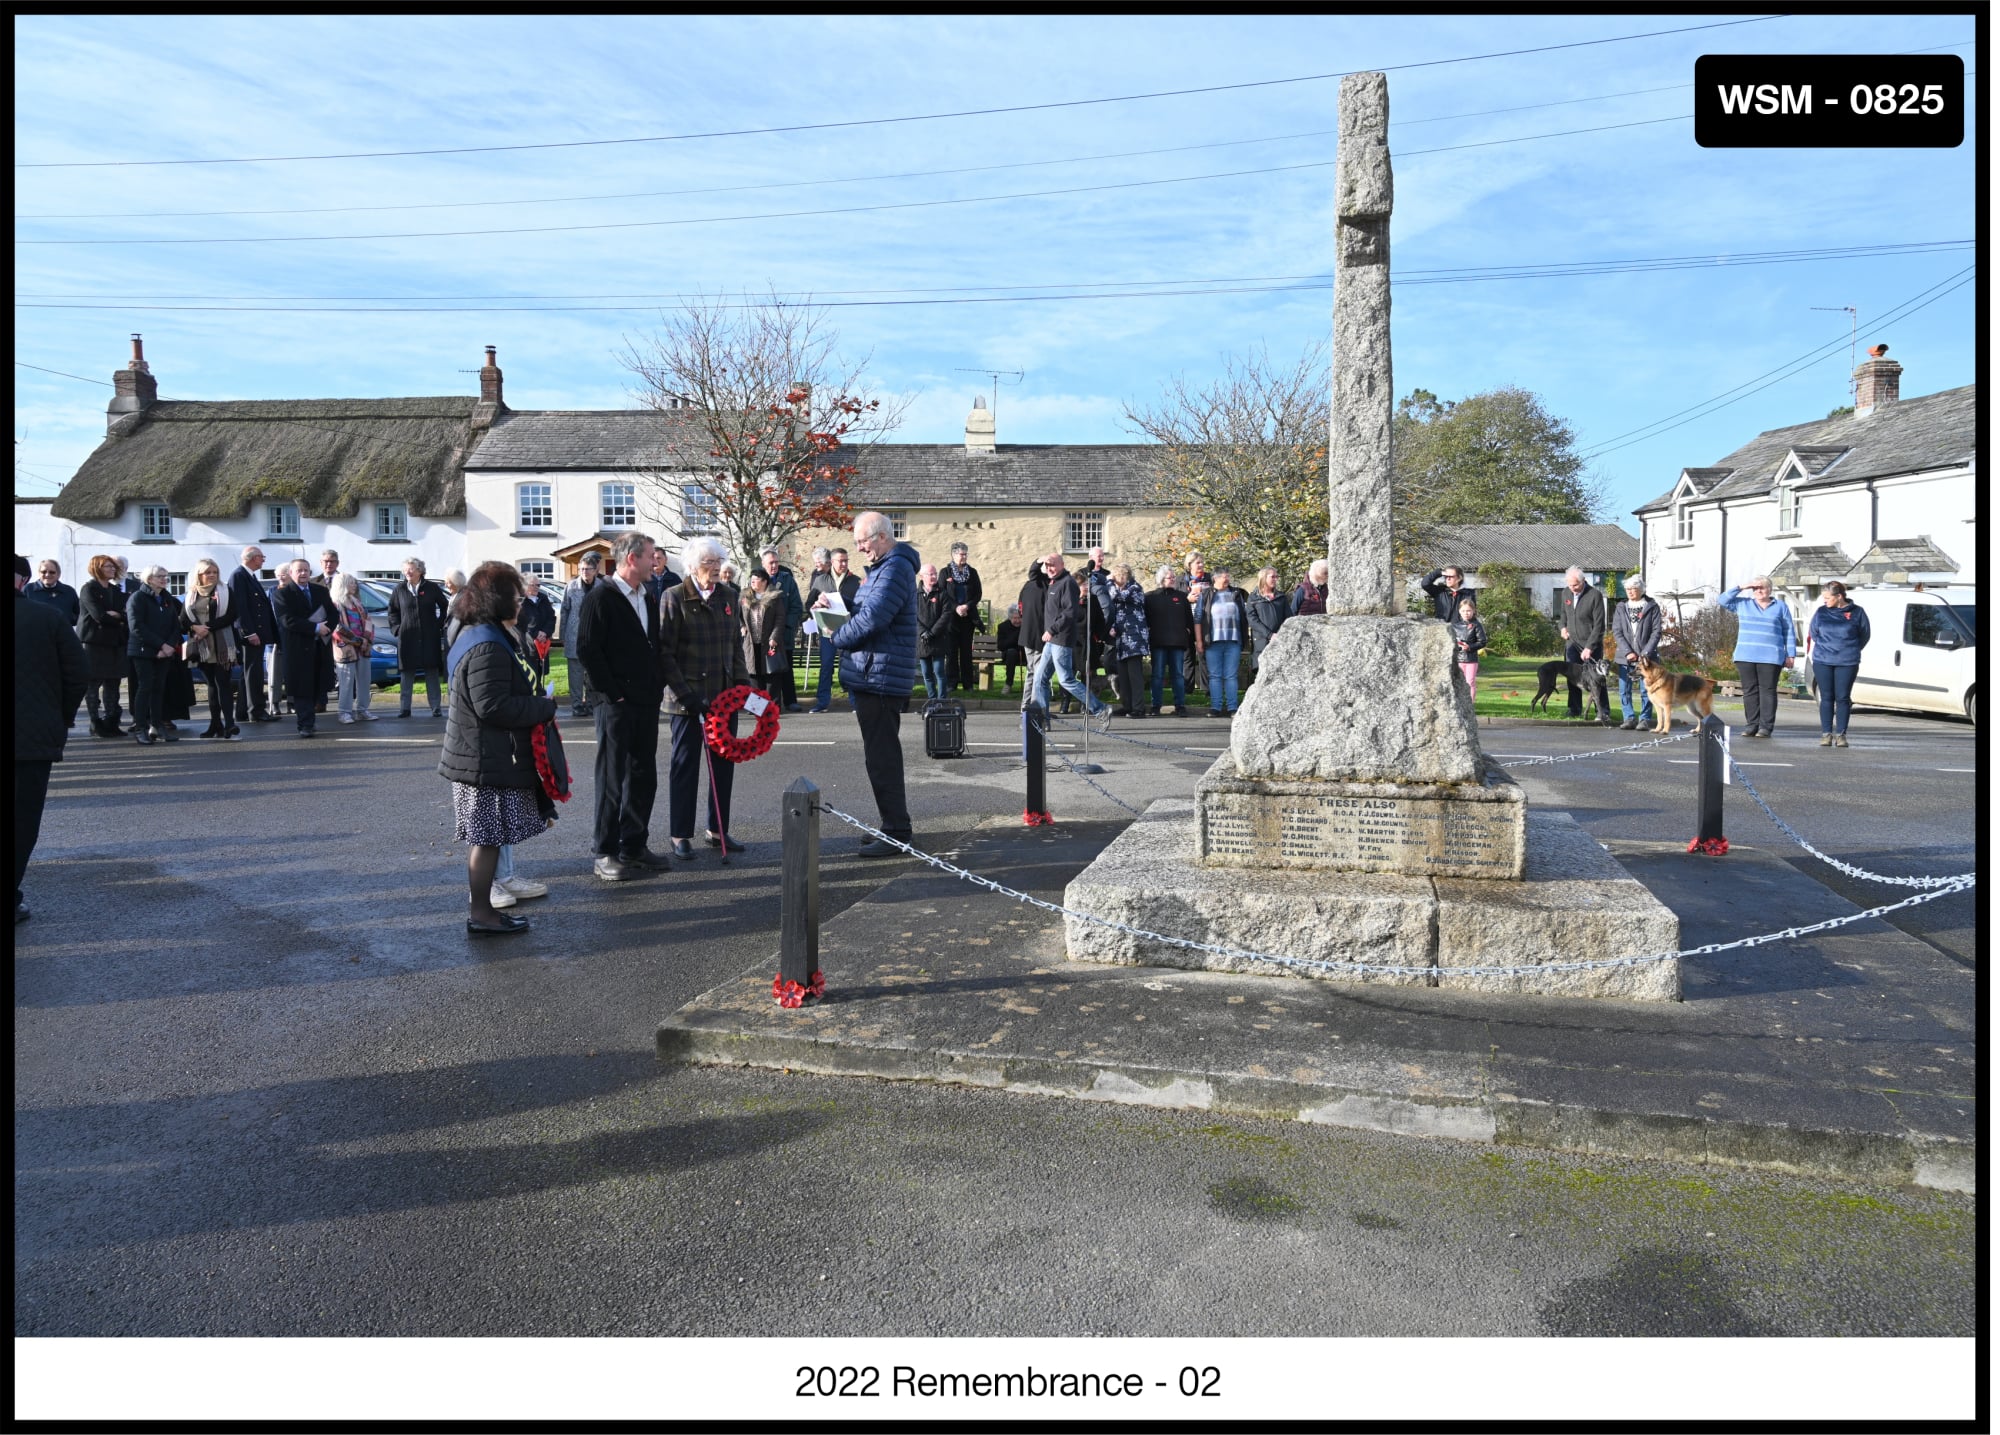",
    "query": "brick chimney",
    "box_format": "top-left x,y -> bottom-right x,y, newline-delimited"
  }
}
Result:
1852,343 -> 1901,417
107,332 -> 157,435
471,344 -> 507,428
965,394 -> 996,454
